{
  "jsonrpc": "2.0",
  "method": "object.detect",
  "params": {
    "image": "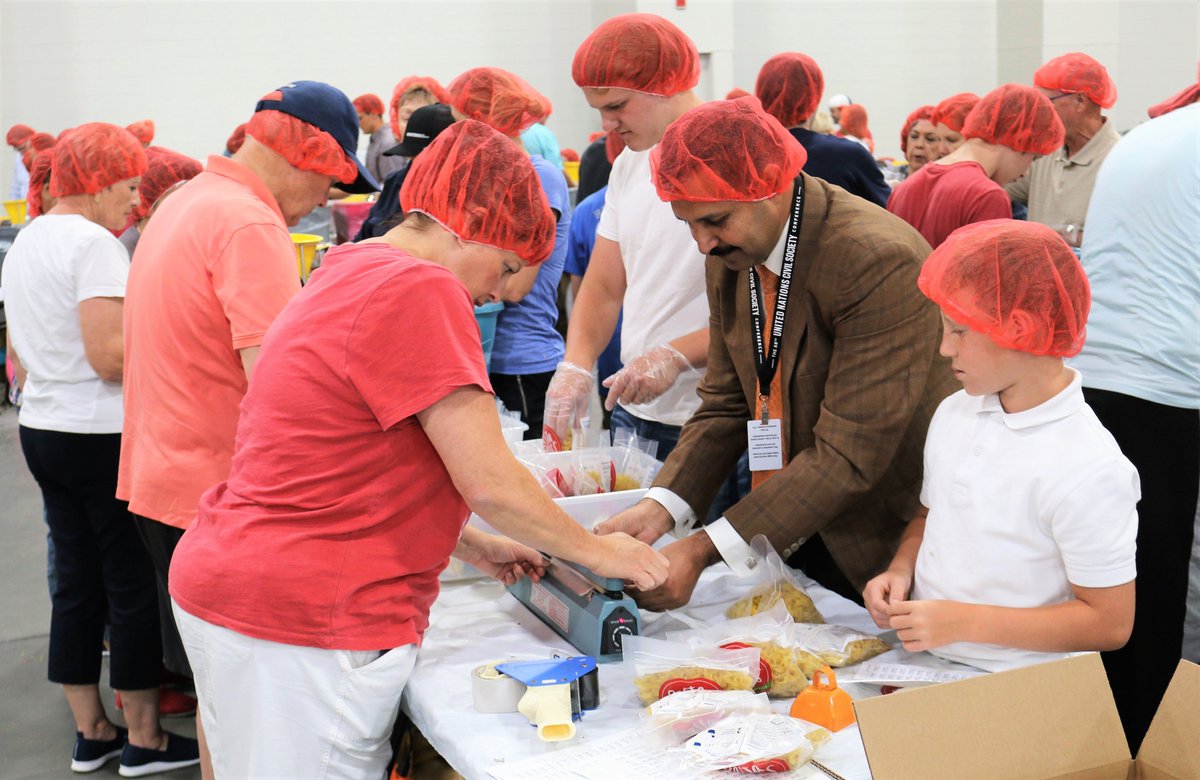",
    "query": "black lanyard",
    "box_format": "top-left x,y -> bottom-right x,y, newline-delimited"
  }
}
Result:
748,177 -> 804,424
